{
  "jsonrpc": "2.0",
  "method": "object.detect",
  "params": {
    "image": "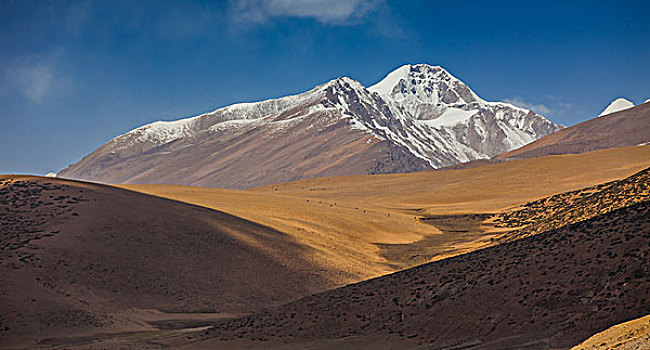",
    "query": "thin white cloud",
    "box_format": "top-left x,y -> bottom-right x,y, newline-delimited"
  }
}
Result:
5,51 -> 67,104
12,63 -> 55,104
503,97 -> 552,116
230,0 -> 382,25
